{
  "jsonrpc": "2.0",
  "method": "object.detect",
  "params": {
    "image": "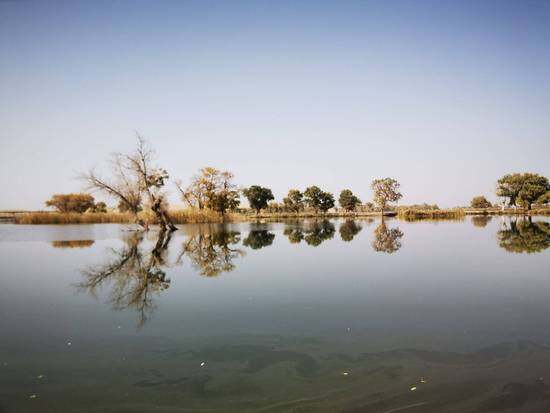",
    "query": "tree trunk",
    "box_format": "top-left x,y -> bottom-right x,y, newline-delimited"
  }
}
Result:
151,198 -> 177,232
